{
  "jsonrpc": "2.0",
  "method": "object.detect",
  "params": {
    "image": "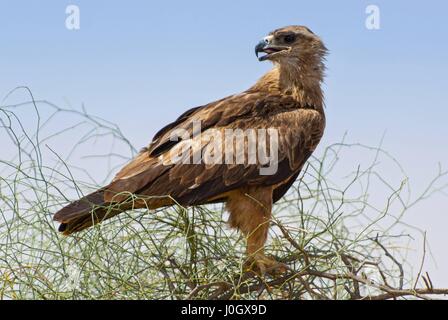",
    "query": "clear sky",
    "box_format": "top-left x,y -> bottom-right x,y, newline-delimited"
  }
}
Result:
1,1 -> 447,286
